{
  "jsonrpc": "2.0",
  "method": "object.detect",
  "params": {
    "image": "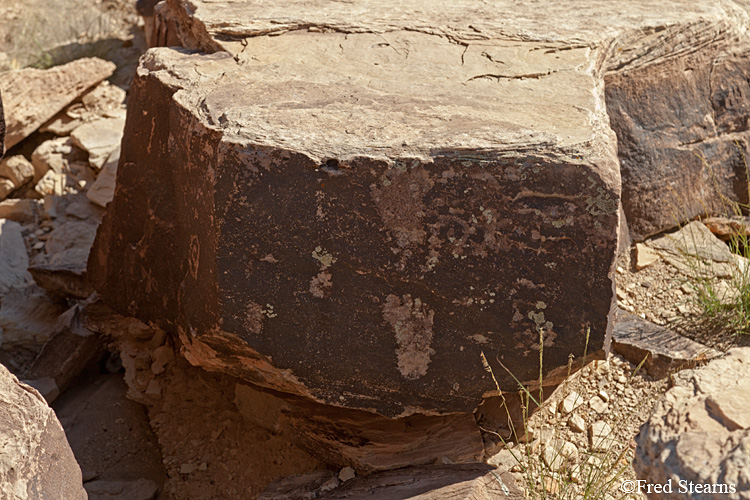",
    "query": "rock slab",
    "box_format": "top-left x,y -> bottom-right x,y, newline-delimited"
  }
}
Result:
261,465 -> 523,500
612,308 -> 721,378
0,58 -> 115,150
0,363 -> 87,500
156,0 -> 750,241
